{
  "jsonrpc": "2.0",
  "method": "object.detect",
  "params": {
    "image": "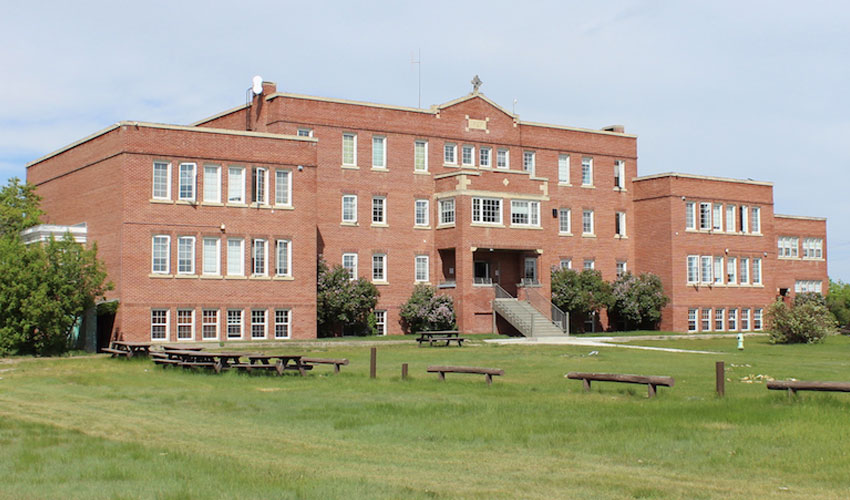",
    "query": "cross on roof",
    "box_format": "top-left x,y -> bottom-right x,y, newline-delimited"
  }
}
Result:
471,75 -> 482,93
